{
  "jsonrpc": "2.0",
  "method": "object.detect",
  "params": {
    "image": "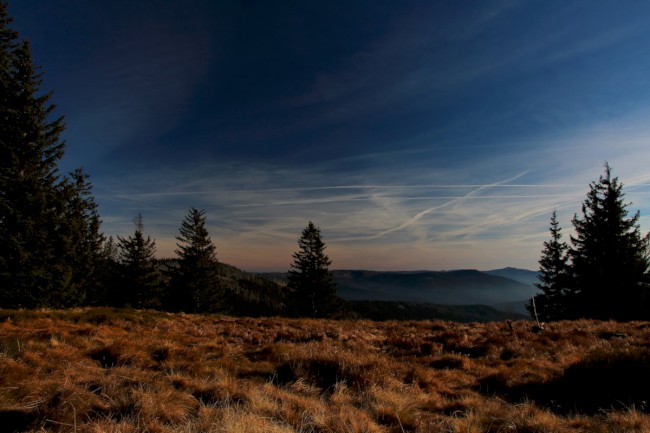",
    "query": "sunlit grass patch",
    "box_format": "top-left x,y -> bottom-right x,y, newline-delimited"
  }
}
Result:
1,309 -> 650,432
